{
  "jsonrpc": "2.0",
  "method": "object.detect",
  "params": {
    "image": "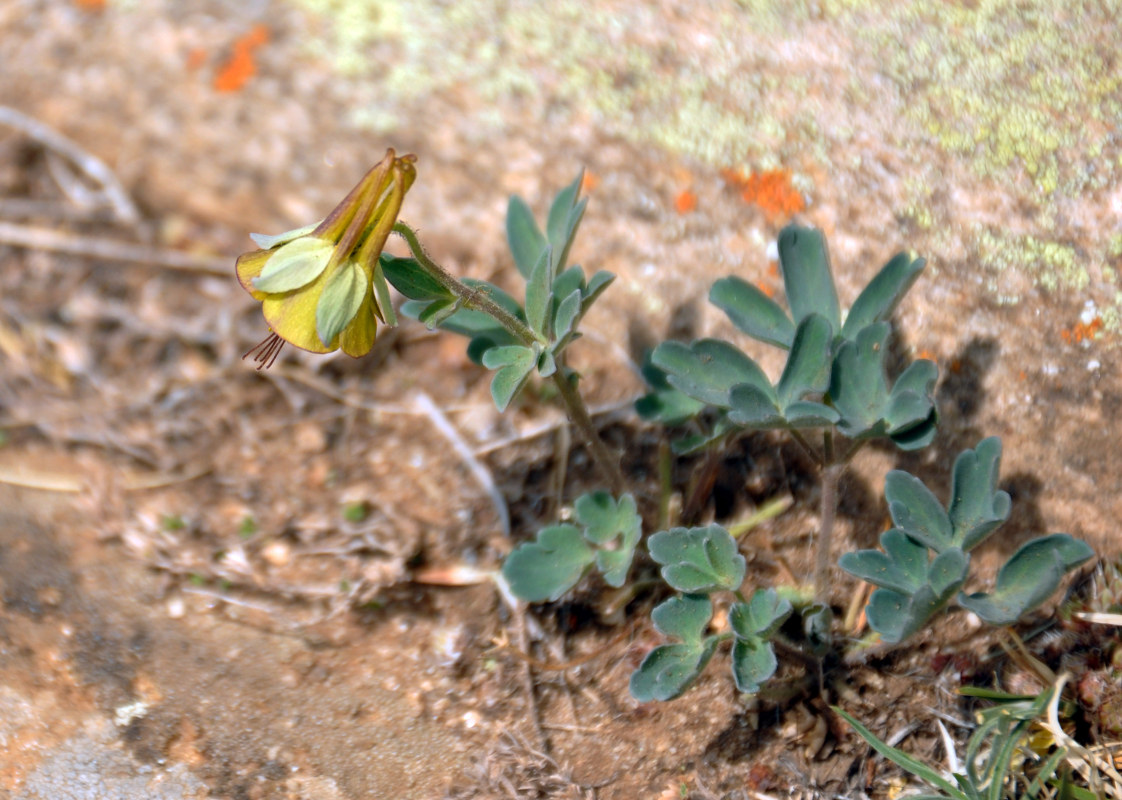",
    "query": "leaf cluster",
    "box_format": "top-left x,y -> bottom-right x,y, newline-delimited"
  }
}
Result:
839,438 -> 1094,642
638,225 -> 937,453
388,172 -> 614,411
630,525 -> 791,701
